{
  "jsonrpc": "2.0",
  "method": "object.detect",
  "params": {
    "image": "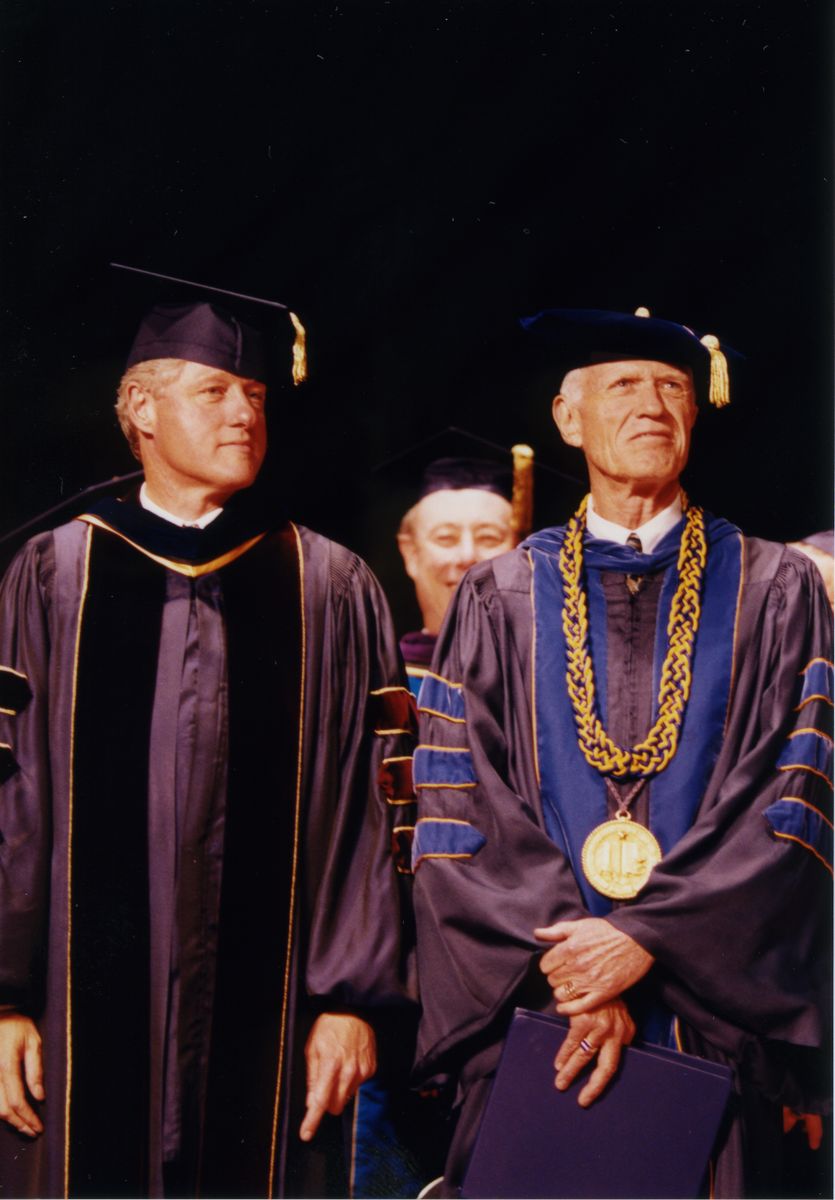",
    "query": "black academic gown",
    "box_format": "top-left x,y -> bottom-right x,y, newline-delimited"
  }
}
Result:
0,494 -> 417,1199
412,523 -> 832,1198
